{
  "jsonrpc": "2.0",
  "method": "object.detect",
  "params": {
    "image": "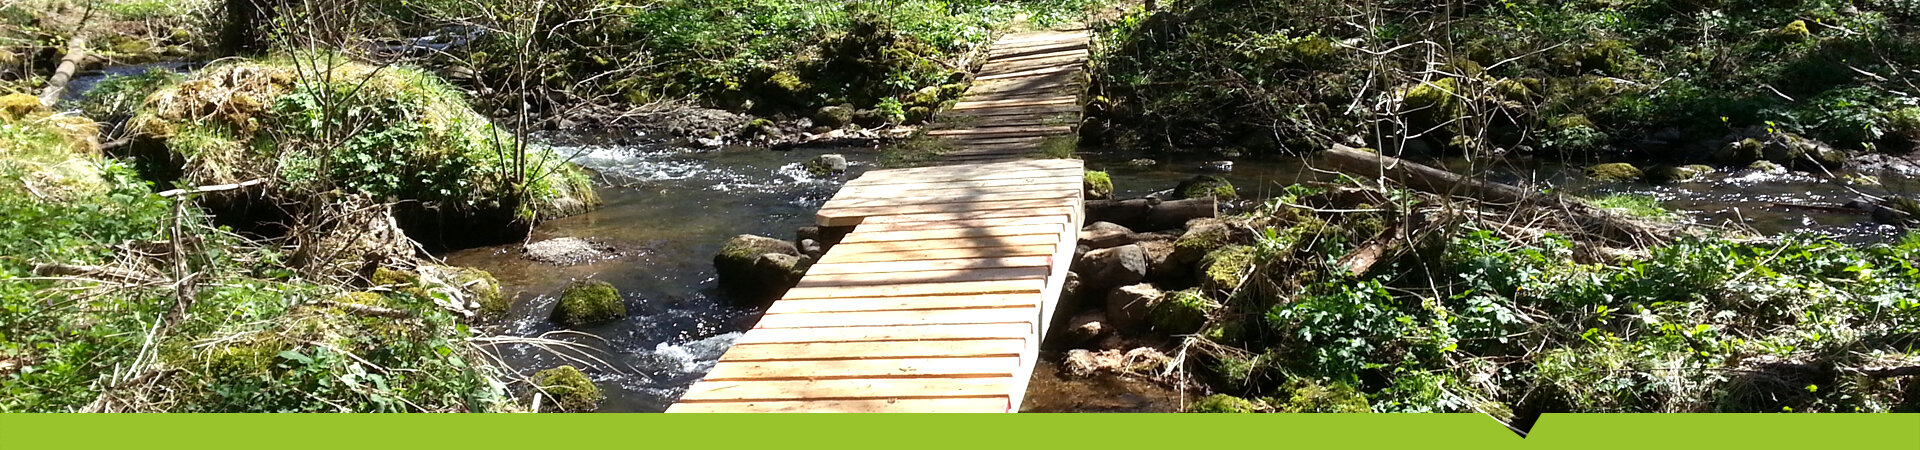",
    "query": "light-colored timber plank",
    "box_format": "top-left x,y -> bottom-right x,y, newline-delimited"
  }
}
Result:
731,322 -> 1033,344
840,167 -> 1079,184
819,198 -> 1079,226
667,397 -> 1008,413
793,267 -> 1052,288
986,48 -> 1088,64
832,181 -> 1077,200
975,66 -> 1081,81
756,306 -> 1040,329
811,244 -> 1059,263
699,357 -> 1022,381
837,224 -> 1065,244
763,293 -> 1040,313
993,32 -> 1089,46
851,158 -> 1079,175
820,234 -> 1063,255
821,189 -> 1076,210
988,42 -> 1089,58
856,206 -> 1076,224
677,376 -> 1017,402
980,60 -> 1087,76
952,96 -> 1077,110
718,339 -> 1026,362
948,155 -> 1028,163
851,215 -> 1070,233
927,125 -> 1073,137
838,177 -> 1068,192
944,104 -> 1081,119
780,278 -> 1045,300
